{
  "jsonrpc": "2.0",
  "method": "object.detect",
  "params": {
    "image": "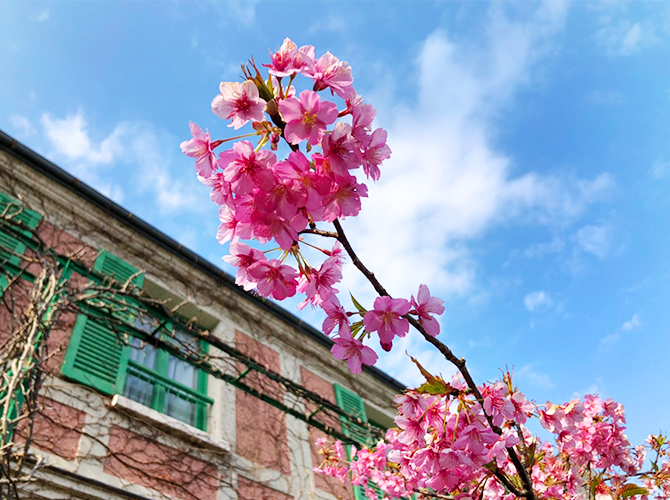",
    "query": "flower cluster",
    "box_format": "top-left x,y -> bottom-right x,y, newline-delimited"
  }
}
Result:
538,395 -> 640,473
186,41 -> 670,500
315,373 -> 670,500
181,39 -> 440,374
